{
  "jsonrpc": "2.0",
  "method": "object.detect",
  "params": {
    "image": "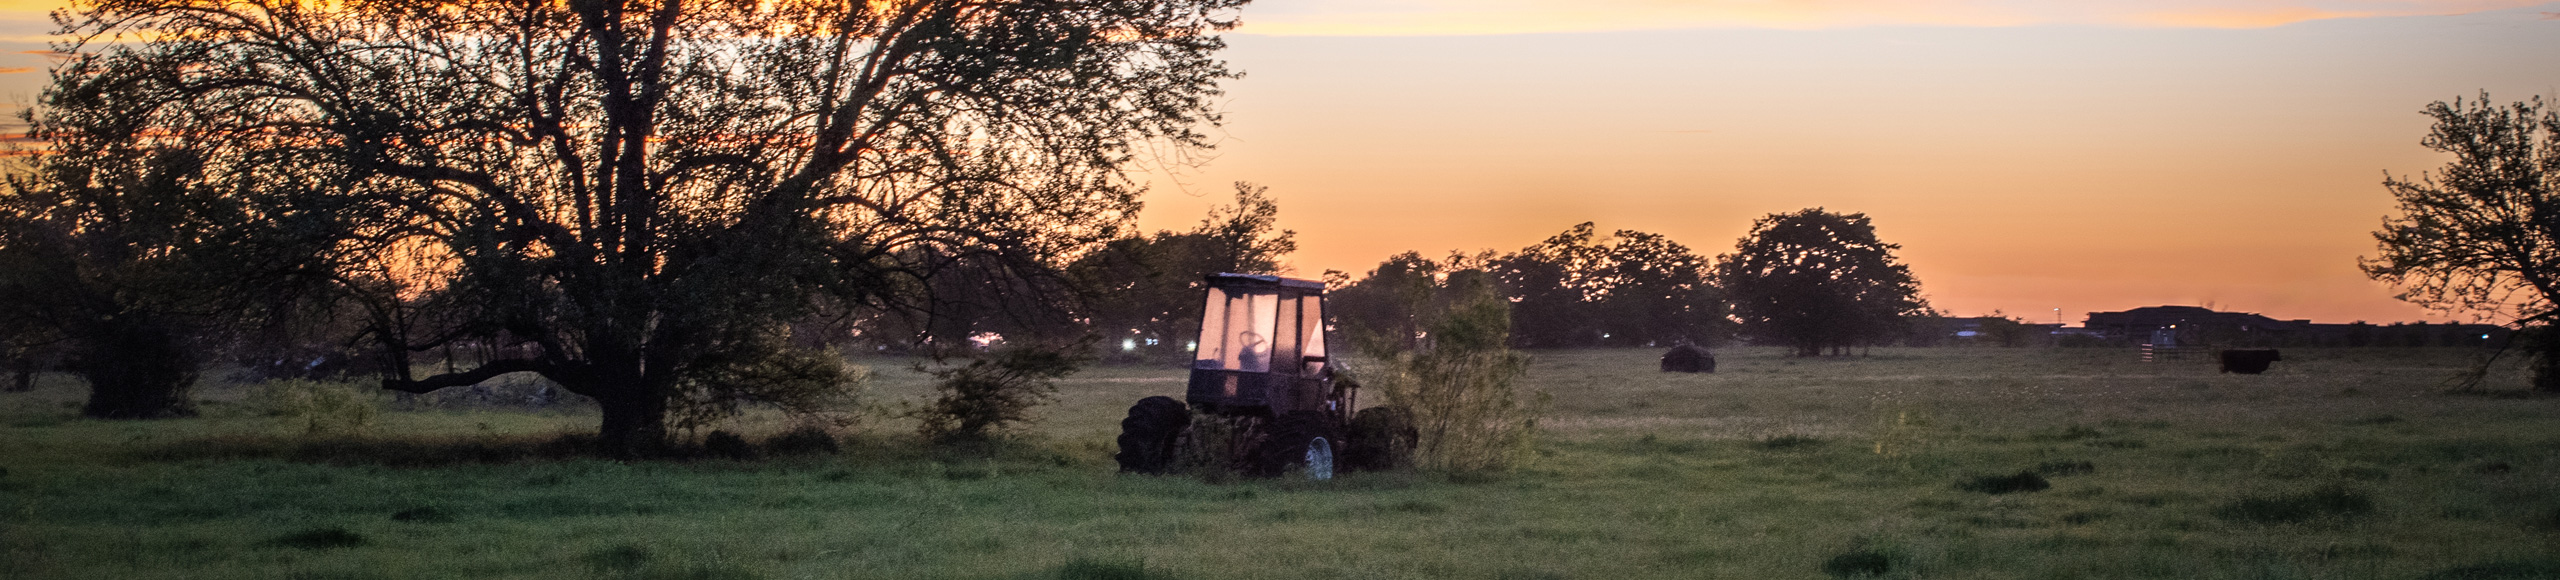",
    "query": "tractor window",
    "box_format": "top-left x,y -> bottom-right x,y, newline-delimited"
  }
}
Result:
1195,287 -> 1278,372
1300,297 -> 1326,375
1272,295 -> 1301,374
1195,288 -> 1230,368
